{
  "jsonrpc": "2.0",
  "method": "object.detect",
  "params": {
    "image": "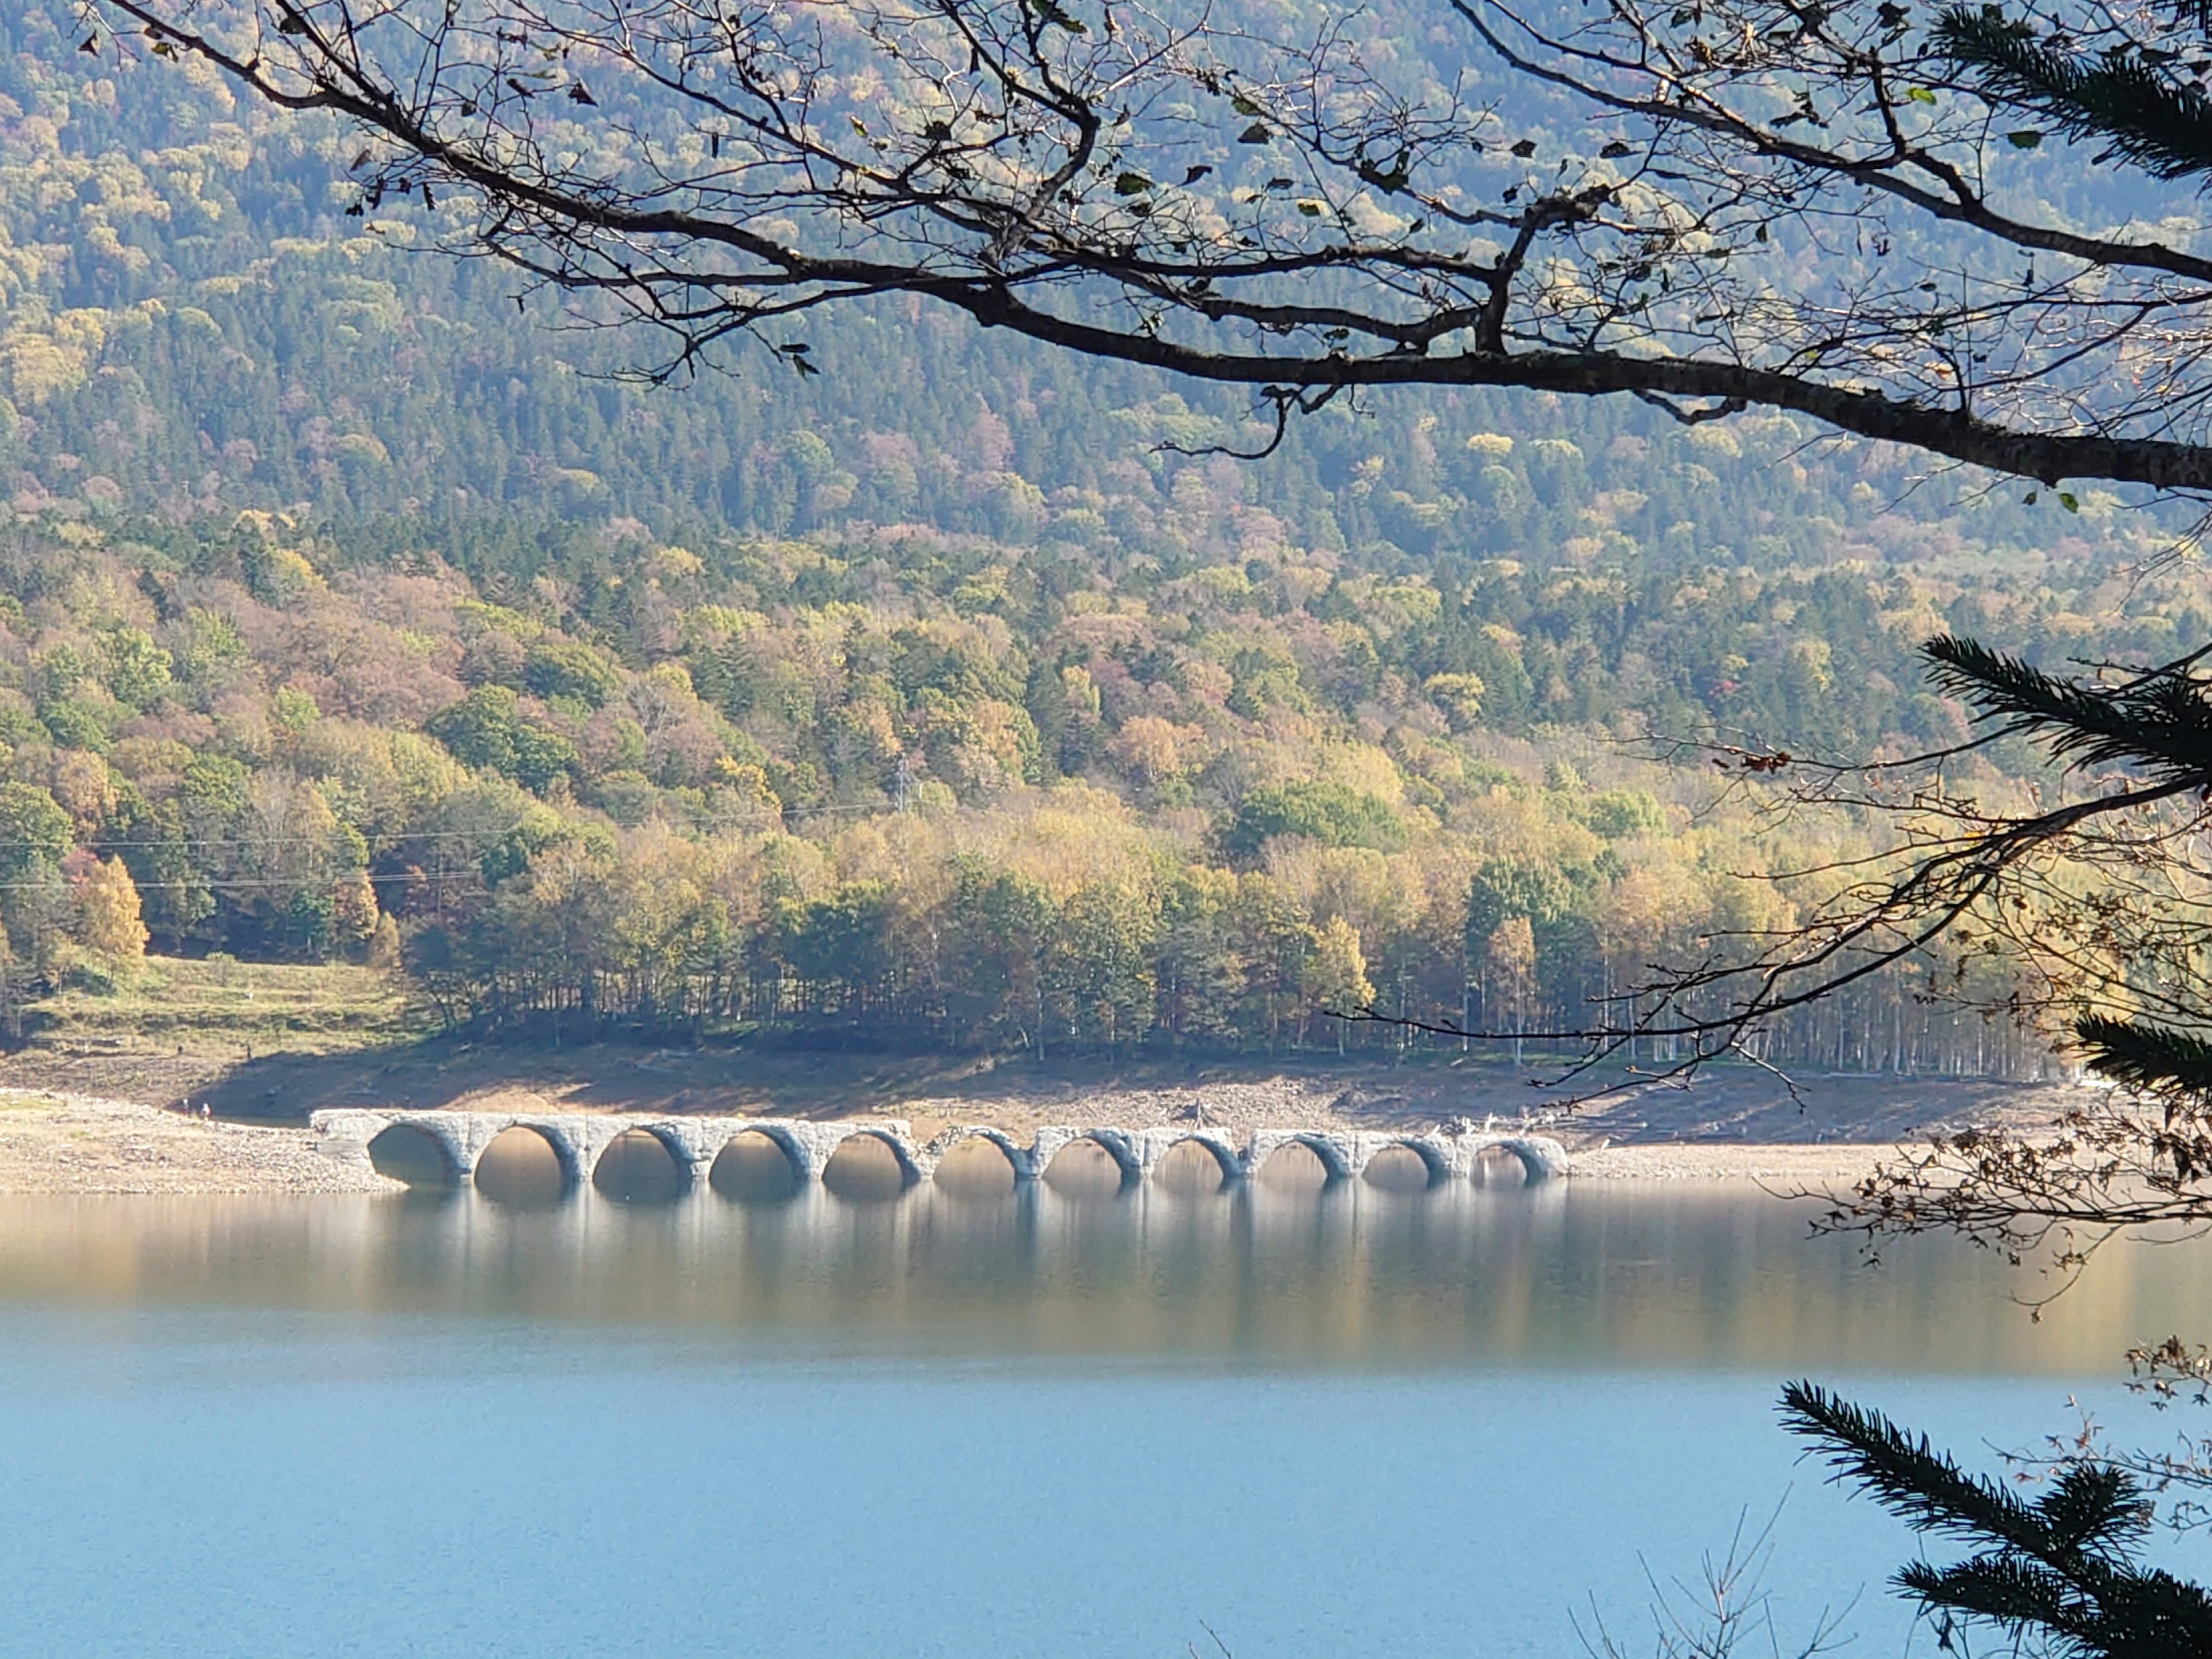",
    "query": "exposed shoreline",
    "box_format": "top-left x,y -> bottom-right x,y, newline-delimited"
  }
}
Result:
0,1089 -> 400,1196
0,1062 -> 2078,1196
